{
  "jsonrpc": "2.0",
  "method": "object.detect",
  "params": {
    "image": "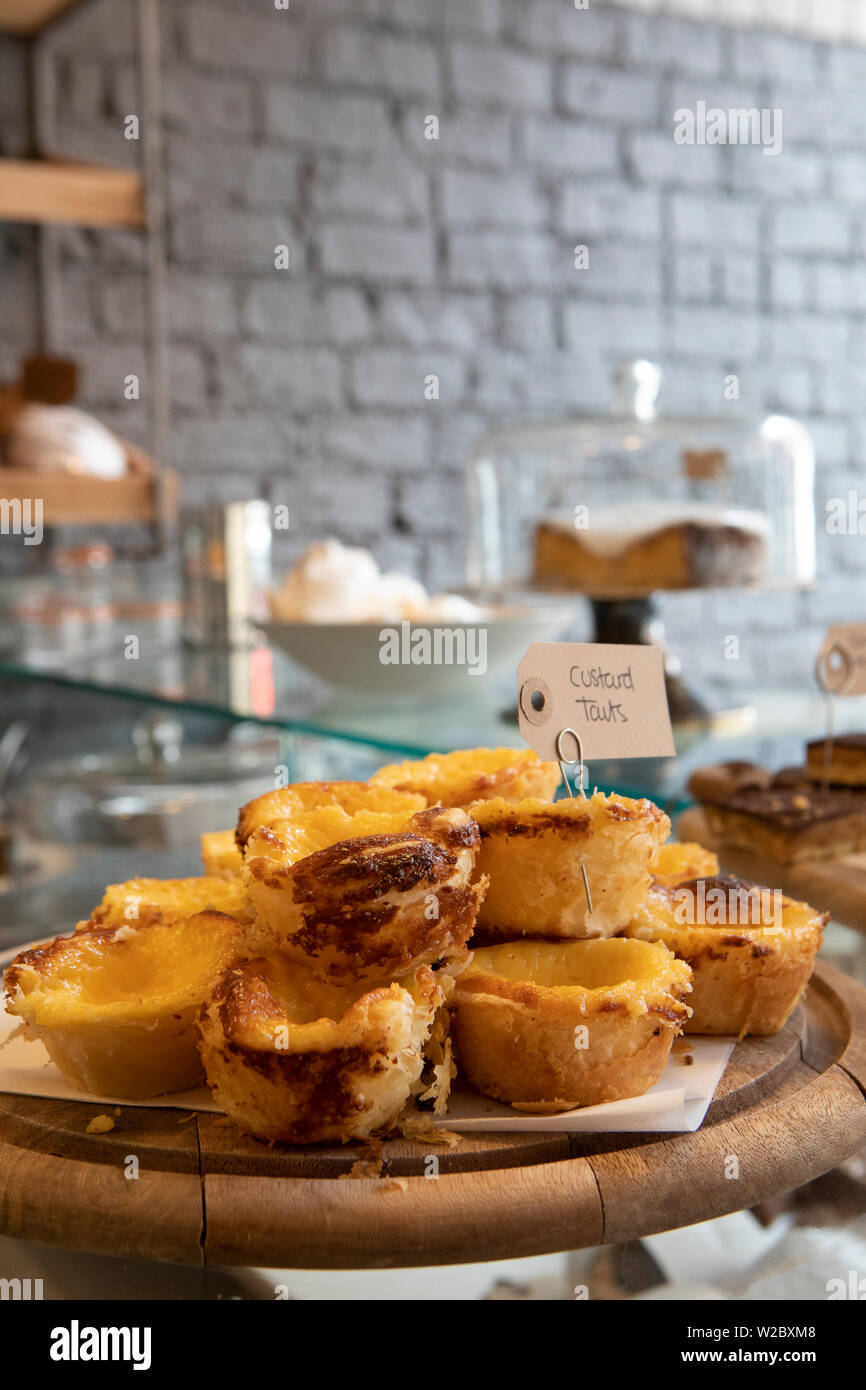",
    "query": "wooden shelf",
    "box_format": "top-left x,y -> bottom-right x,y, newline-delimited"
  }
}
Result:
0,158 -> 145,229
0,466 -> 176,526
0,0 -> 83,34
